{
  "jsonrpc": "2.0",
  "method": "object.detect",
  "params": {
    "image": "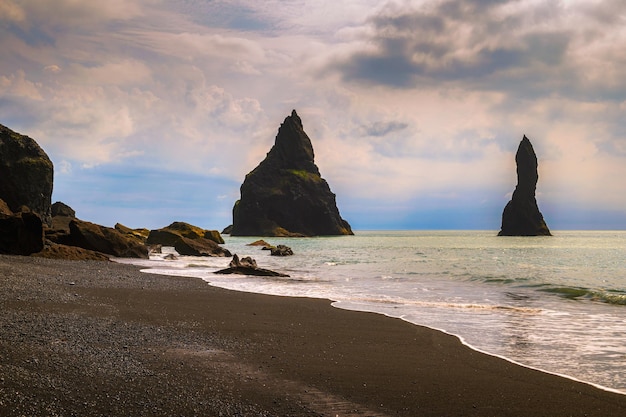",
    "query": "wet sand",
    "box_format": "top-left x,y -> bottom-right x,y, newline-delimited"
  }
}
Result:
1,254 -> 625,416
